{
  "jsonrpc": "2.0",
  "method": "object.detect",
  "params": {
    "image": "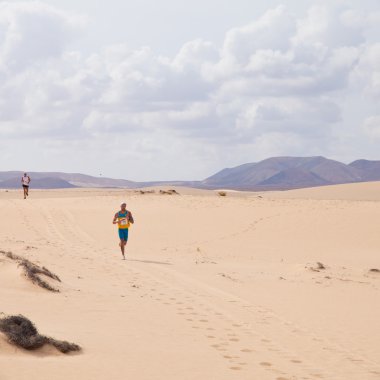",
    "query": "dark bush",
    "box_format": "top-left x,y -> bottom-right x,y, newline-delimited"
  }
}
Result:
0,250 -> 61,292
0,315 -> 81,353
